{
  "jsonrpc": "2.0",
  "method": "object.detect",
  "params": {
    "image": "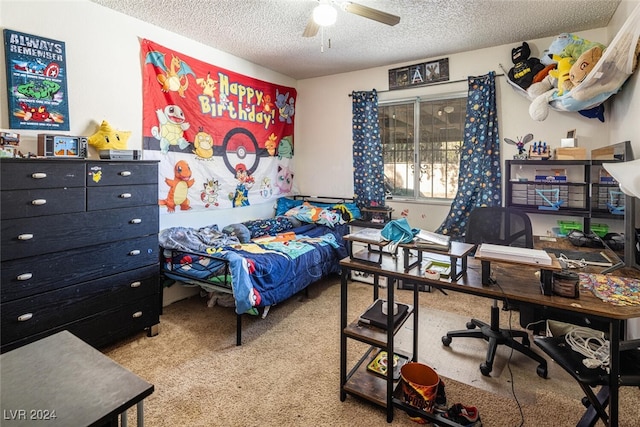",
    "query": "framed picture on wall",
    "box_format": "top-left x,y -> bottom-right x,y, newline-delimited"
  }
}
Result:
3,29 -> 70,131
389,58 -> 449,90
